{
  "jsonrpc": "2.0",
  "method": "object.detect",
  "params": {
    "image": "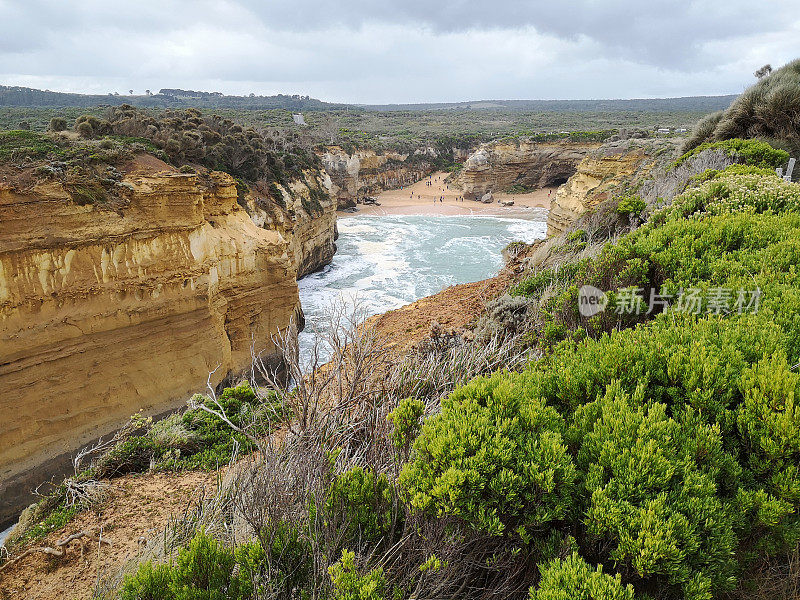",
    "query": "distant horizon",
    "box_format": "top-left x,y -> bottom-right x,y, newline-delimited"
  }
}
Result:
0,83 -> 740,108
